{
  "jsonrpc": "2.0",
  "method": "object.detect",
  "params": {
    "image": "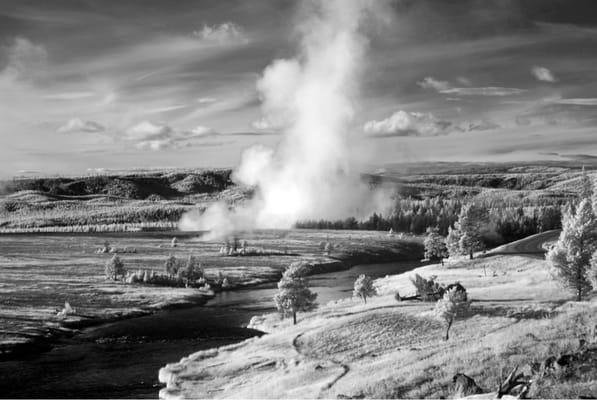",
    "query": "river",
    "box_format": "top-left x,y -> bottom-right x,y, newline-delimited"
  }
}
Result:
0,260 -> 419,398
